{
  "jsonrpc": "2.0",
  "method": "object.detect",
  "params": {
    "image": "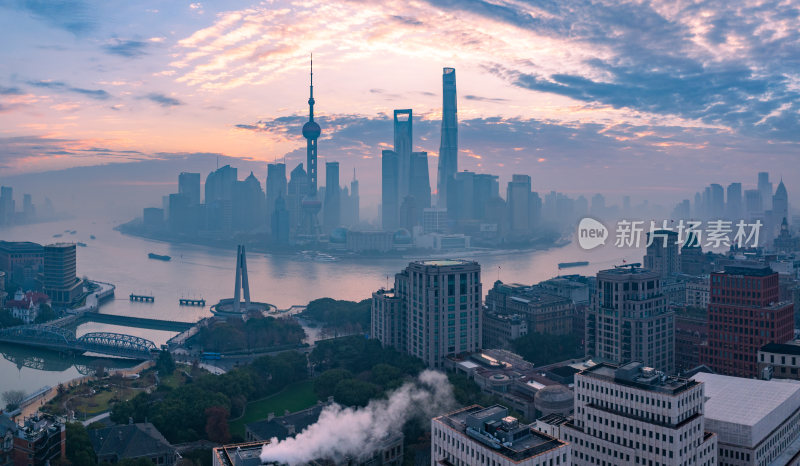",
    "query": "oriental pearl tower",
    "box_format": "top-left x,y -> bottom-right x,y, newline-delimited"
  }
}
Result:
299,55 -> 322,239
